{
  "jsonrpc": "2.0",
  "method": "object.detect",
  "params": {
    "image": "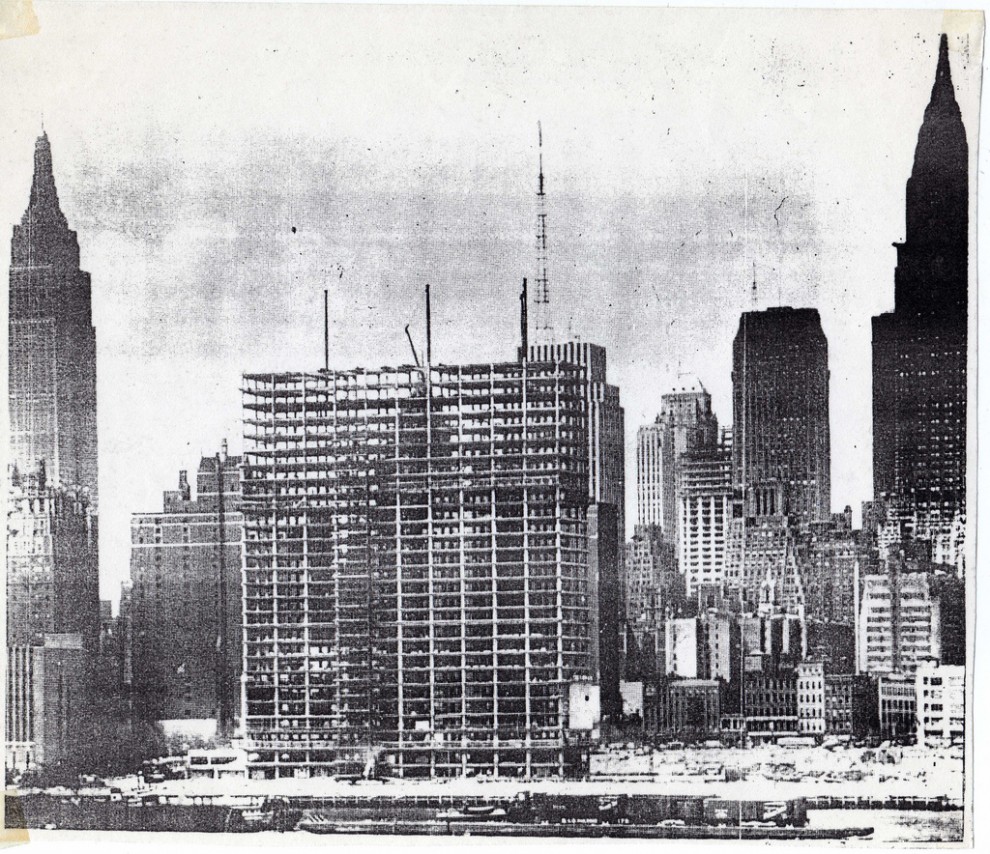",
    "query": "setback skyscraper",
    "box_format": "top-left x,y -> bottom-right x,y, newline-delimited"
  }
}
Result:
6,132 -> 100,772
636,421 -> 666,530
872,34 -> 969,569
635,379 -> 718,546
8,132 -> 98,502
658,381 -> 719,548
